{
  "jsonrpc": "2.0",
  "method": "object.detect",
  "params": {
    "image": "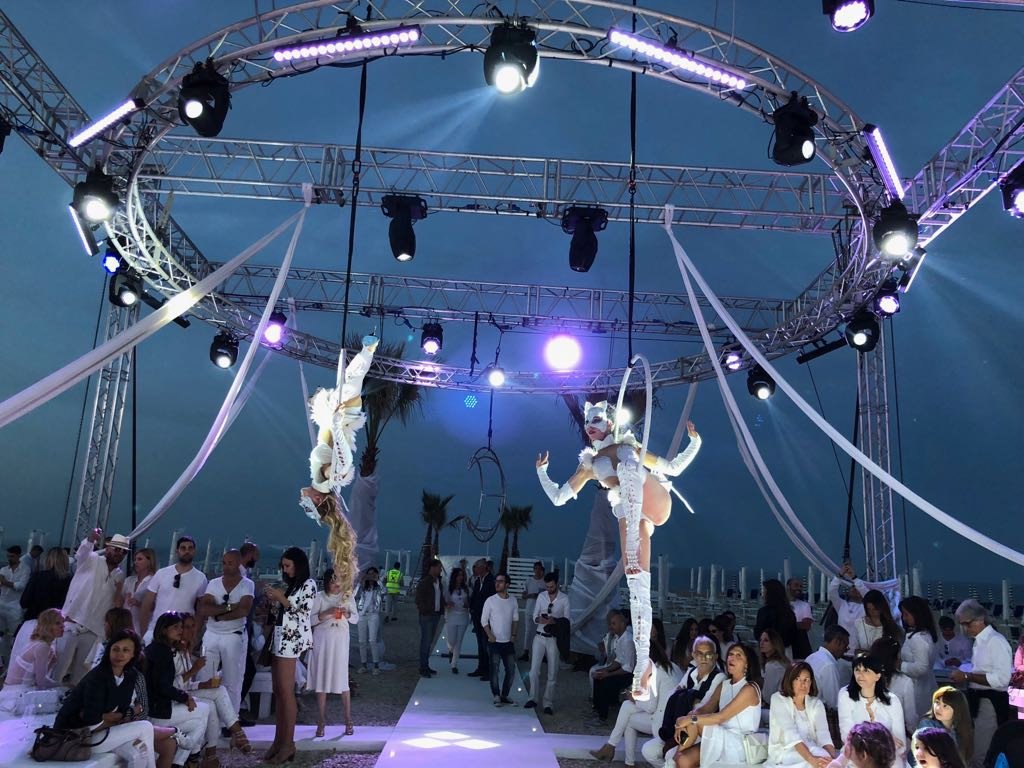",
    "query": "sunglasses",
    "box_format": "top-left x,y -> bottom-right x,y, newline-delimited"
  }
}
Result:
222,593 -> 231,605
173,573 -> 181,589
